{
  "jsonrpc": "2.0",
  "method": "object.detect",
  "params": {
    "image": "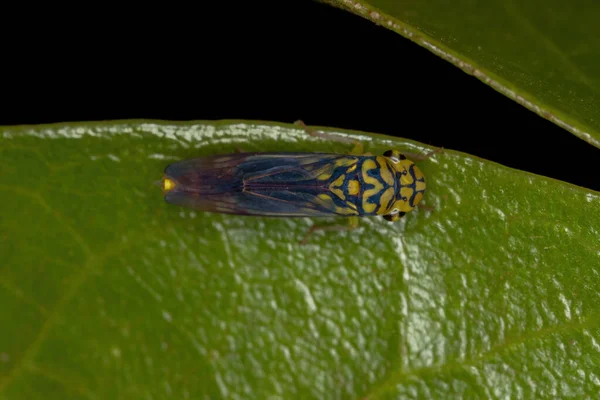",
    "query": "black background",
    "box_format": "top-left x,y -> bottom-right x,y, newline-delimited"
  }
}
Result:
2,1 -> 598,191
